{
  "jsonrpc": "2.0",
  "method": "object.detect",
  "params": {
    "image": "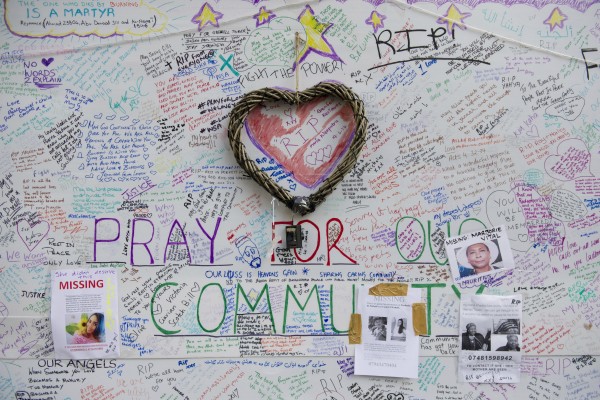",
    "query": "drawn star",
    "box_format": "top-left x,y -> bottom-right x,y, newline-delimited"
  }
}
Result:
296,5 -> 341,67
302,266 -> 310,275
544,7 -> 567,31
436,4 -> 471,33
365,10 -> 386,33
191,3 -> 223,31
253,6 -> 275,27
